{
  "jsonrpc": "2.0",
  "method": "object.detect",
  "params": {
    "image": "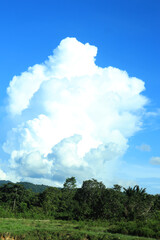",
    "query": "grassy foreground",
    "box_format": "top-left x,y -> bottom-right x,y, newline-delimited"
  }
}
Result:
0,218 -> 157,240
